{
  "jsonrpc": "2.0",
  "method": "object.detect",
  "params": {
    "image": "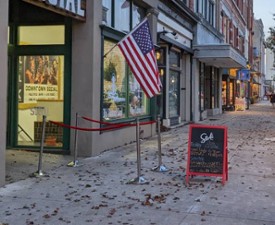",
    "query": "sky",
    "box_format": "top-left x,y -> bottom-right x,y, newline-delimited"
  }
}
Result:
253,0 -> 275,37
